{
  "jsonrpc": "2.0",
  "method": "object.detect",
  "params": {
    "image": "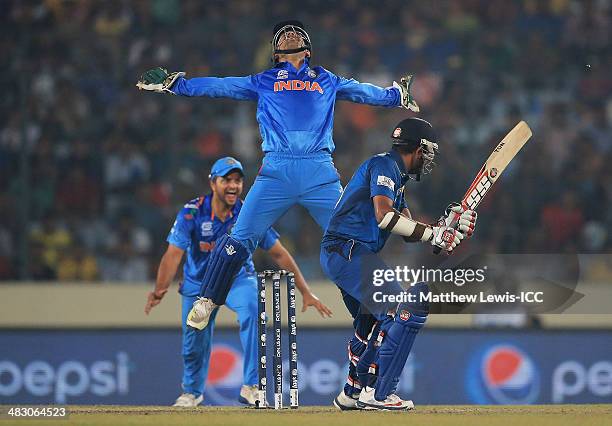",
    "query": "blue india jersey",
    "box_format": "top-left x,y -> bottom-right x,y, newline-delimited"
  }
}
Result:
170,59 -> 401,154
324,150 -> 409,253
167,194 -> 279,296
